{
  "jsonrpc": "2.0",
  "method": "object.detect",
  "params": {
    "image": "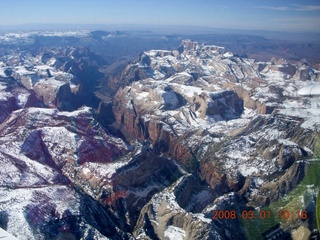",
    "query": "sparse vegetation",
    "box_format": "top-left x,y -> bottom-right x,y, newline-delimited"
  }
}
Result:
315,133 -> 320,231
241,207 -> 278,240
243,132 -> 320,239
317,191 -> 320,231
